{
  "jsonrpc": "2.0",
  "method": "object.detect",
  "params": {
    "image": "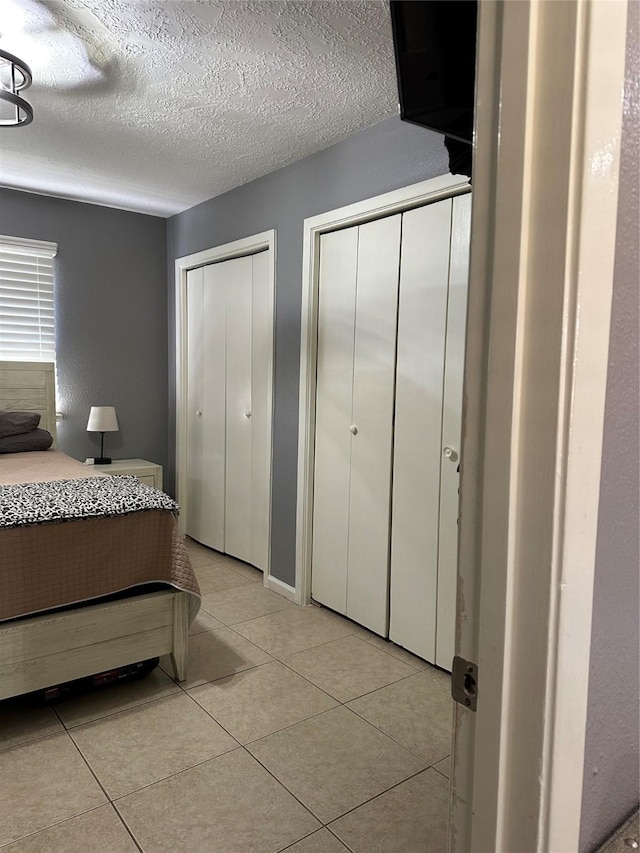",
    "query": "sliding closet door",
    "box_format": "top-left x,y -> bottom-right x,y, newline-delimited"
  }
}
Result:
224,255 -> 254,563
312,227 -> 359,615
346,215 -> 401,635
250,250 -> 271,571
390,199 -> 453,662
435,194 -> 471,669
